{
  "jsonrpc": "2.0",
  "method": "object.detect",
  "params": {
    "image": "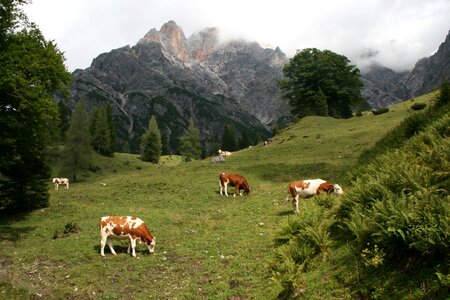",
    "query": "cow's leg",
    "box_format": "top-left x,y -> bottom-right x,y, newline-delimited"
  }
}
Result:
106,238 -> 117,255
234,185 -> 239,197
100,236 -> 107,257
293,195 -> 299,213
66,182 -> 69,189
55,183 -> 58,190
219,180 -> 224,195
129,237 -> 137,257
224,182 -> 229,197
